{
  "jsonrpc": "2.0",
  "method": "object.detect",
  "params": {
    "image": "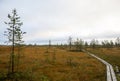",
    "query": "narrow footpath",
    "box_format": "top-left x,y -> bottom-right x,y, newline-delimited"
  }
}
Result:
83,50 -> 117,81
